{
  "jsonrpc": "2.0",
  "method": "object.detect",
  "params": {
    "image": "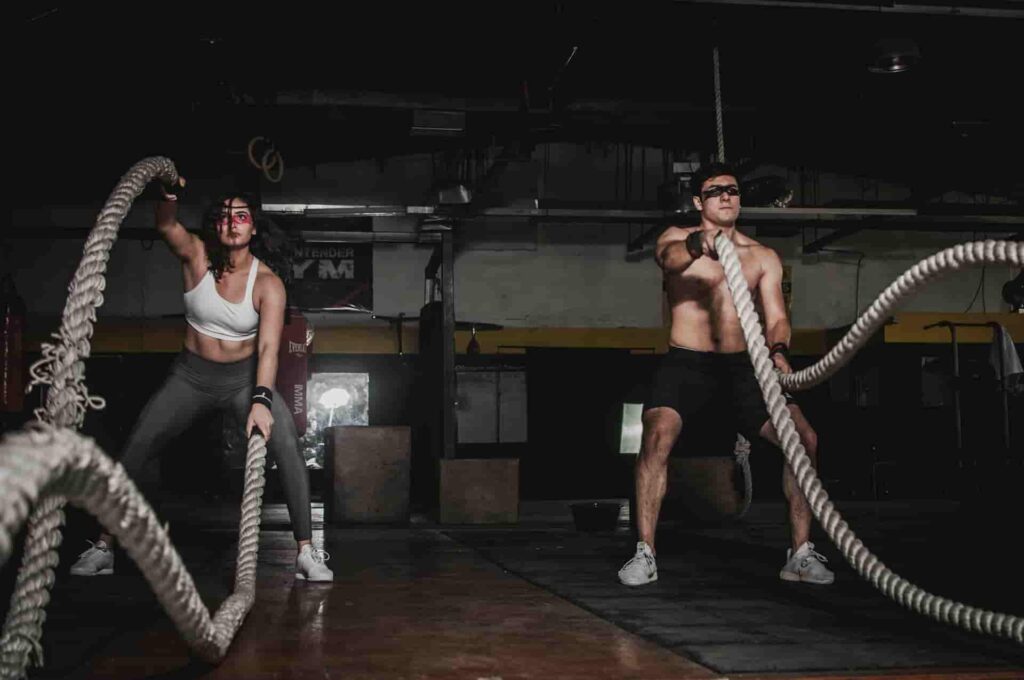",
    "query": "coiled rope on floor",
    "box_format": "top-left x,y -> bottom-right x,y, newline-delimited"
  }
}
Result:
715,232 -> 1023,644
733,433 -> 752,517
0,156 -> 269,680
